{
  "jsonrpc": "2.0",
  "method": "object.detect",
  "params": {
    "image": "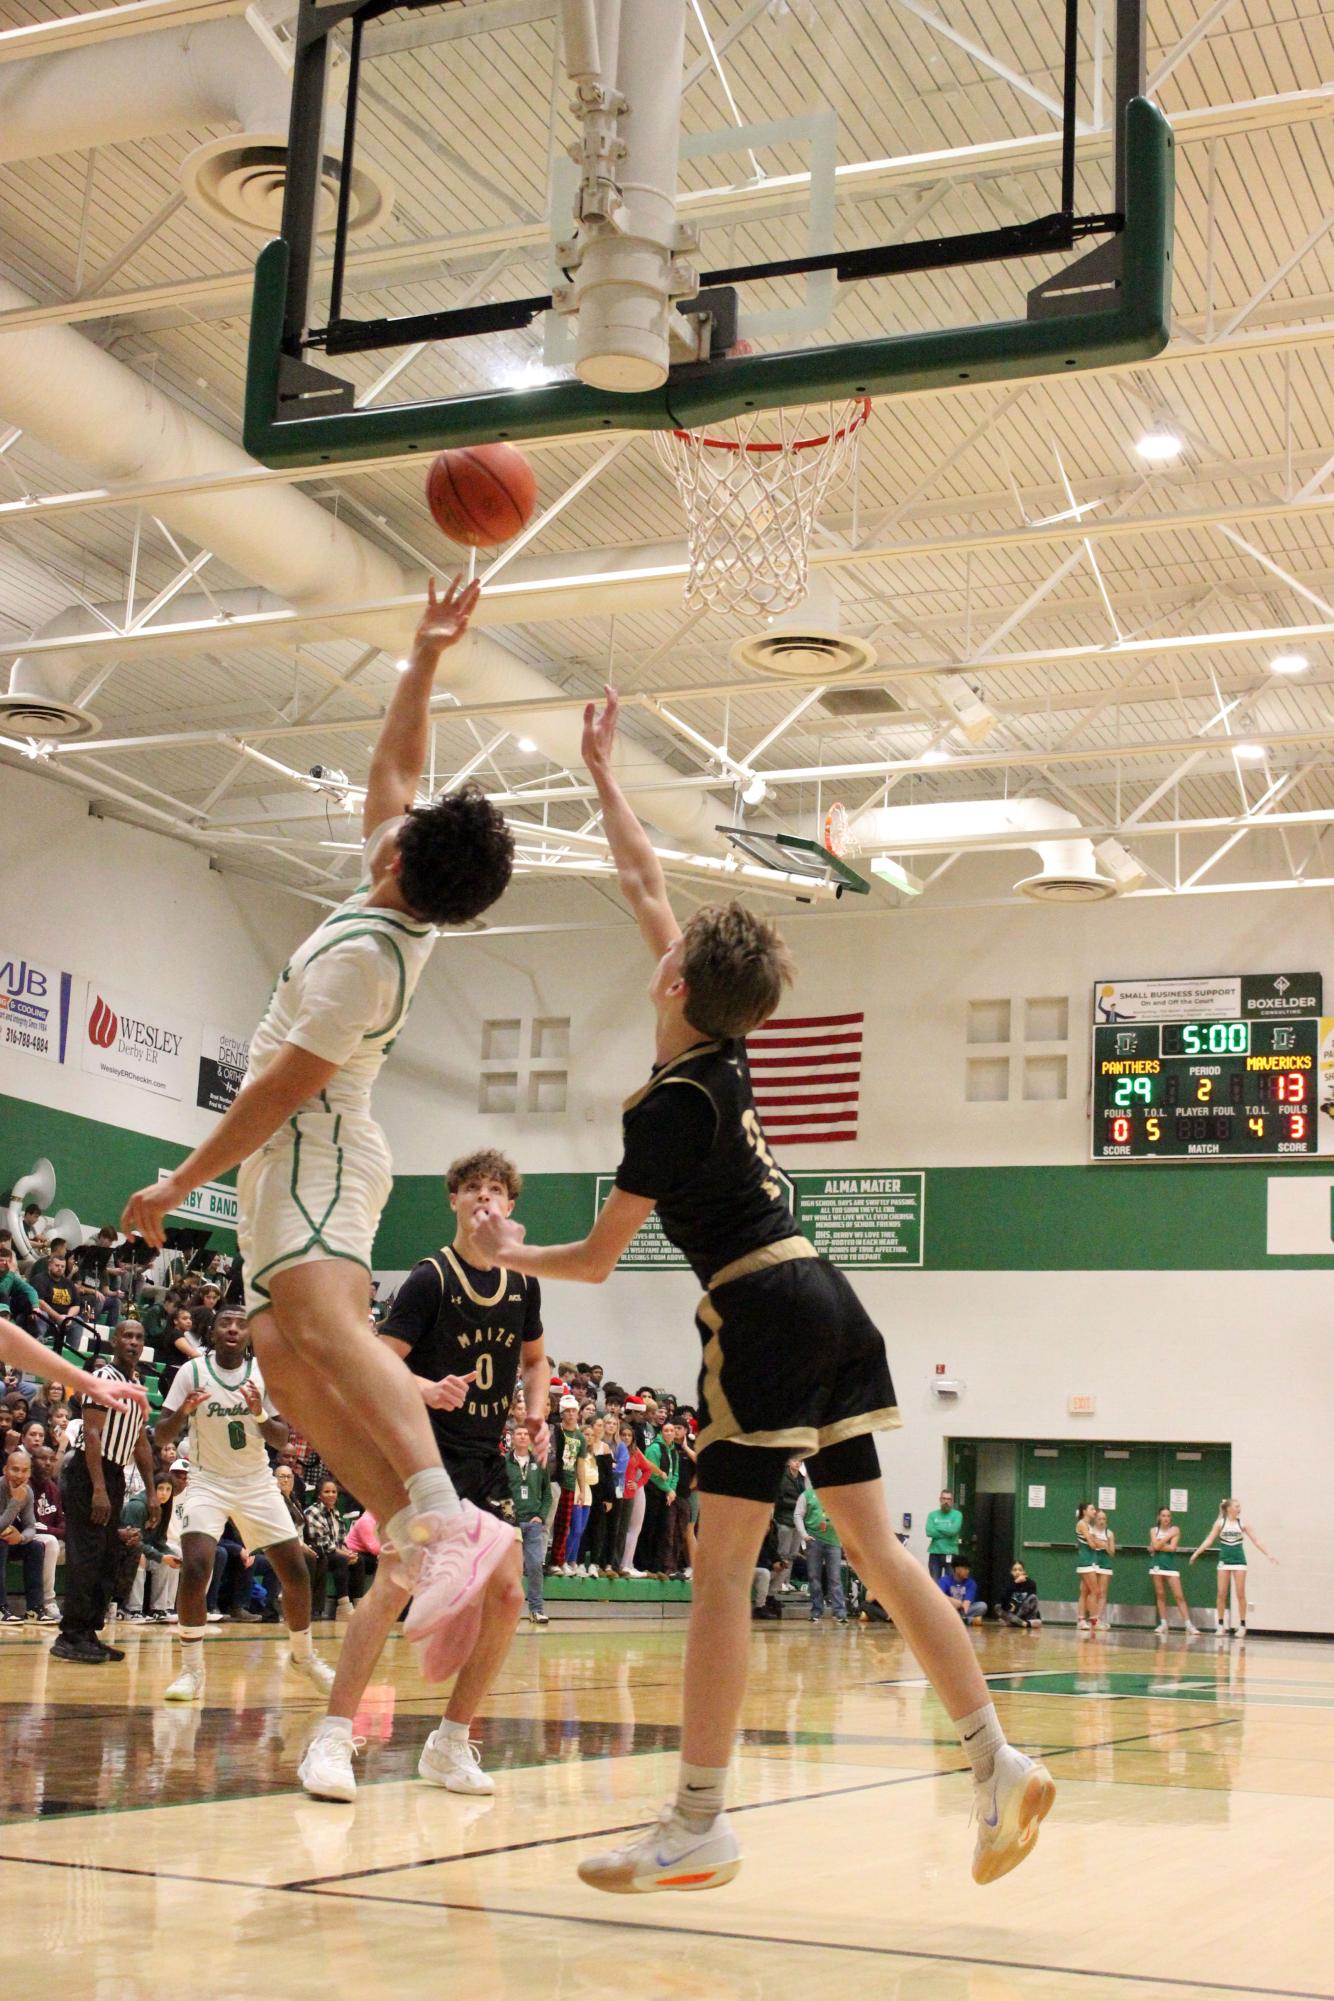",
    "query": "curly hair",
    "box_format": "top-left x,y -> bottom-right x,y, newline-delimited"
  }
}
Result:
680,901 -> 795,1039
447,1148 -> 523,1200
396,783 -> 514,927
